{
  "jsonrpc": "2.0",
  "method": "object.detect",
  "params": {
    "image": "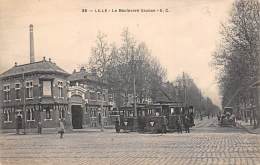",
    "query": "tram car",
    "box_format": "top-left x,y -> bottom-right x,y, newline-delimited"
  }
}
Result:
167,105 -> 195,132
220,107 -> 235,127
118,102 -> 195,133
